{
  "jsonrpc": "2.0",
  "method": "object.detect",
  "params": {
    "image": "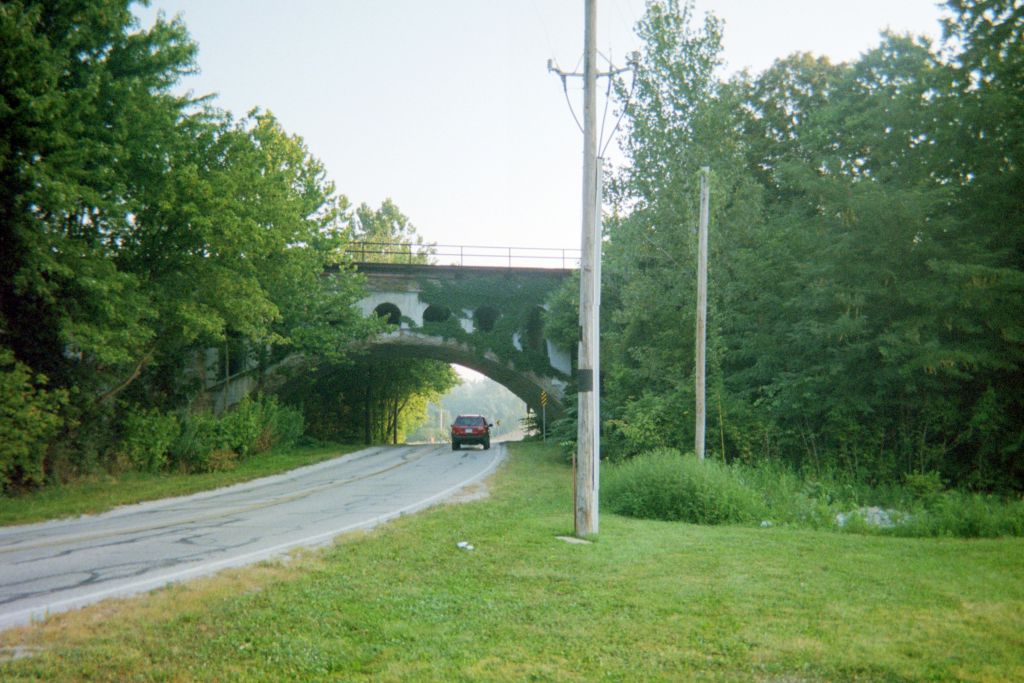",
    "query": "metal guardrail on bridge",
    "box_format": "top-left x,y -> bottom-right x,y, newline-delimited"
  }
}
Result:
347,242 -> 581,269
